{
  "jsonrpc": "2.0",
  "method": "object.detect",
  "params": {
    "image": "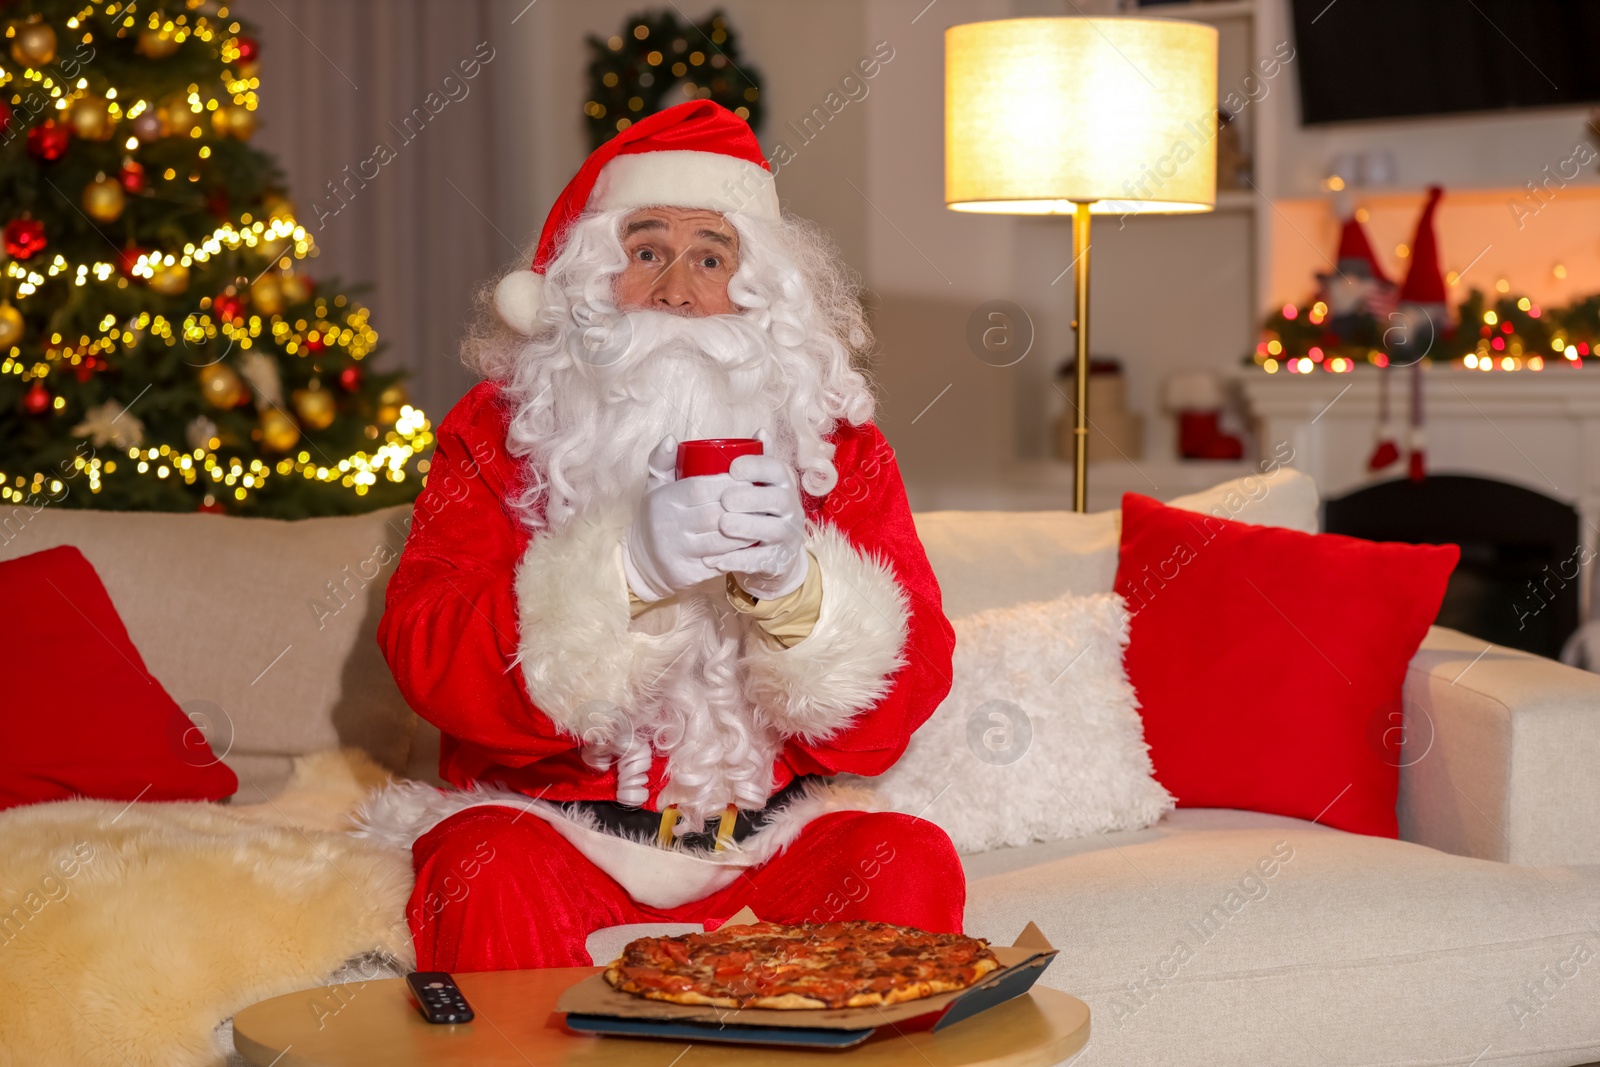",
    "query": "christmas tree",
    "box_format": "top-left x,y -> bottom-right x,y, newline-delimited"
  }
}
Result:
0,0 -> 432,517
